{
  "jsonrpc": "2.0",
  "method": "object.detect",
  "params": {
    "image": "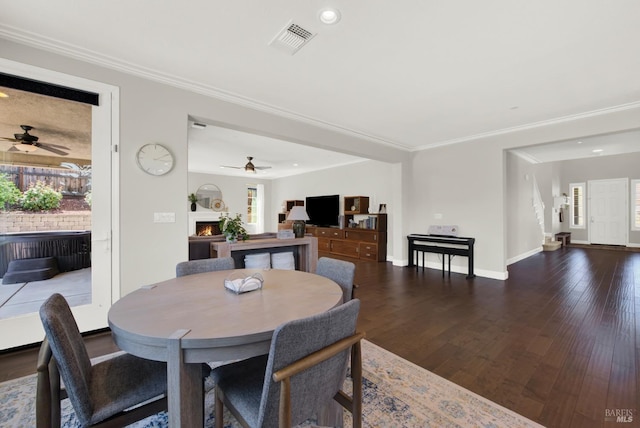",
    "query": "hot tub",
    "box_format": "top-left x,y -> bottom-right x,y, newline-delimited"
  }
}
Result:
0,231 -> 91,278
